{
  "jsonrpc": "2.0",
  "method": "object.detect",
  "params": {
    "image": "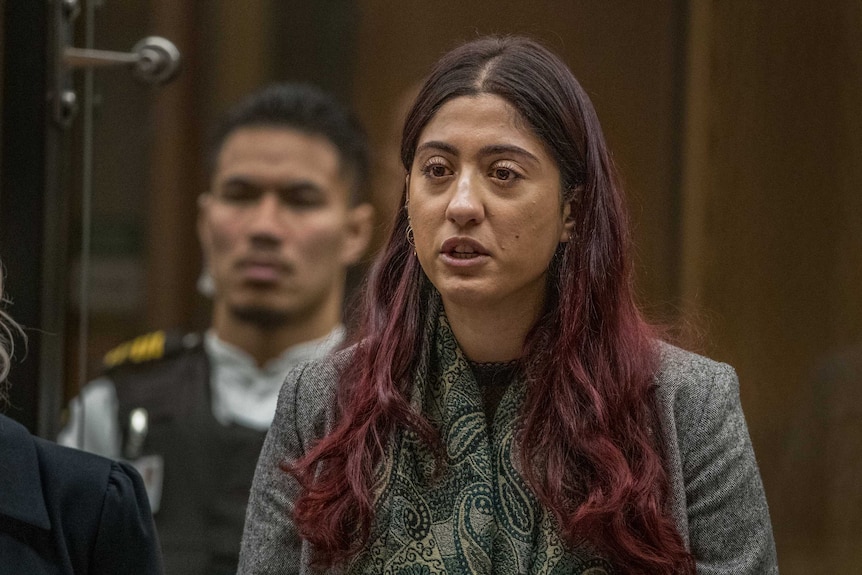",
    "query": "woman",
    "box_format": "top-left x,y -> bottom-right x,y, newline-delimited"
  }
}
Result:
239,36 -> 777,574
0,273 -> 163,574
